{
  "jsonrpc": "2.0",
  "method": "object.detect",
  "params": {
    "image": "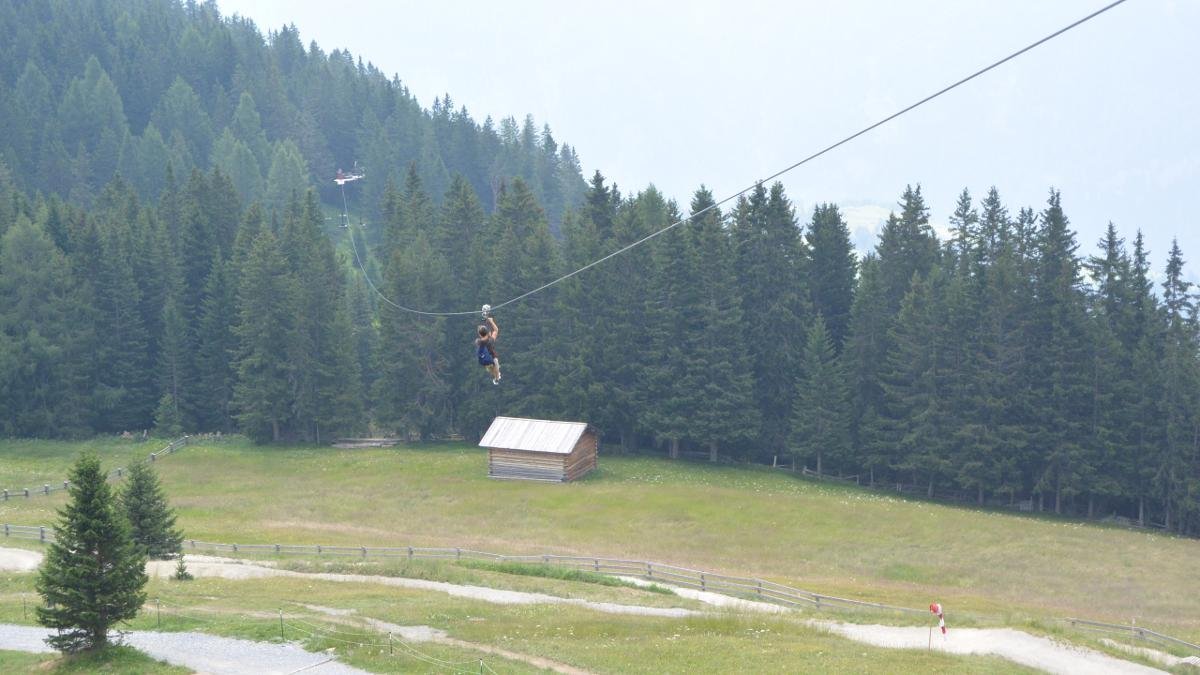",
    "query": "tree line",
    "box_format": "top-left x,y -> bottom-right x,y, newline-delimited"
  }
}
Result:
0,164 -> 1197,535
0,0 -> 1195,535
